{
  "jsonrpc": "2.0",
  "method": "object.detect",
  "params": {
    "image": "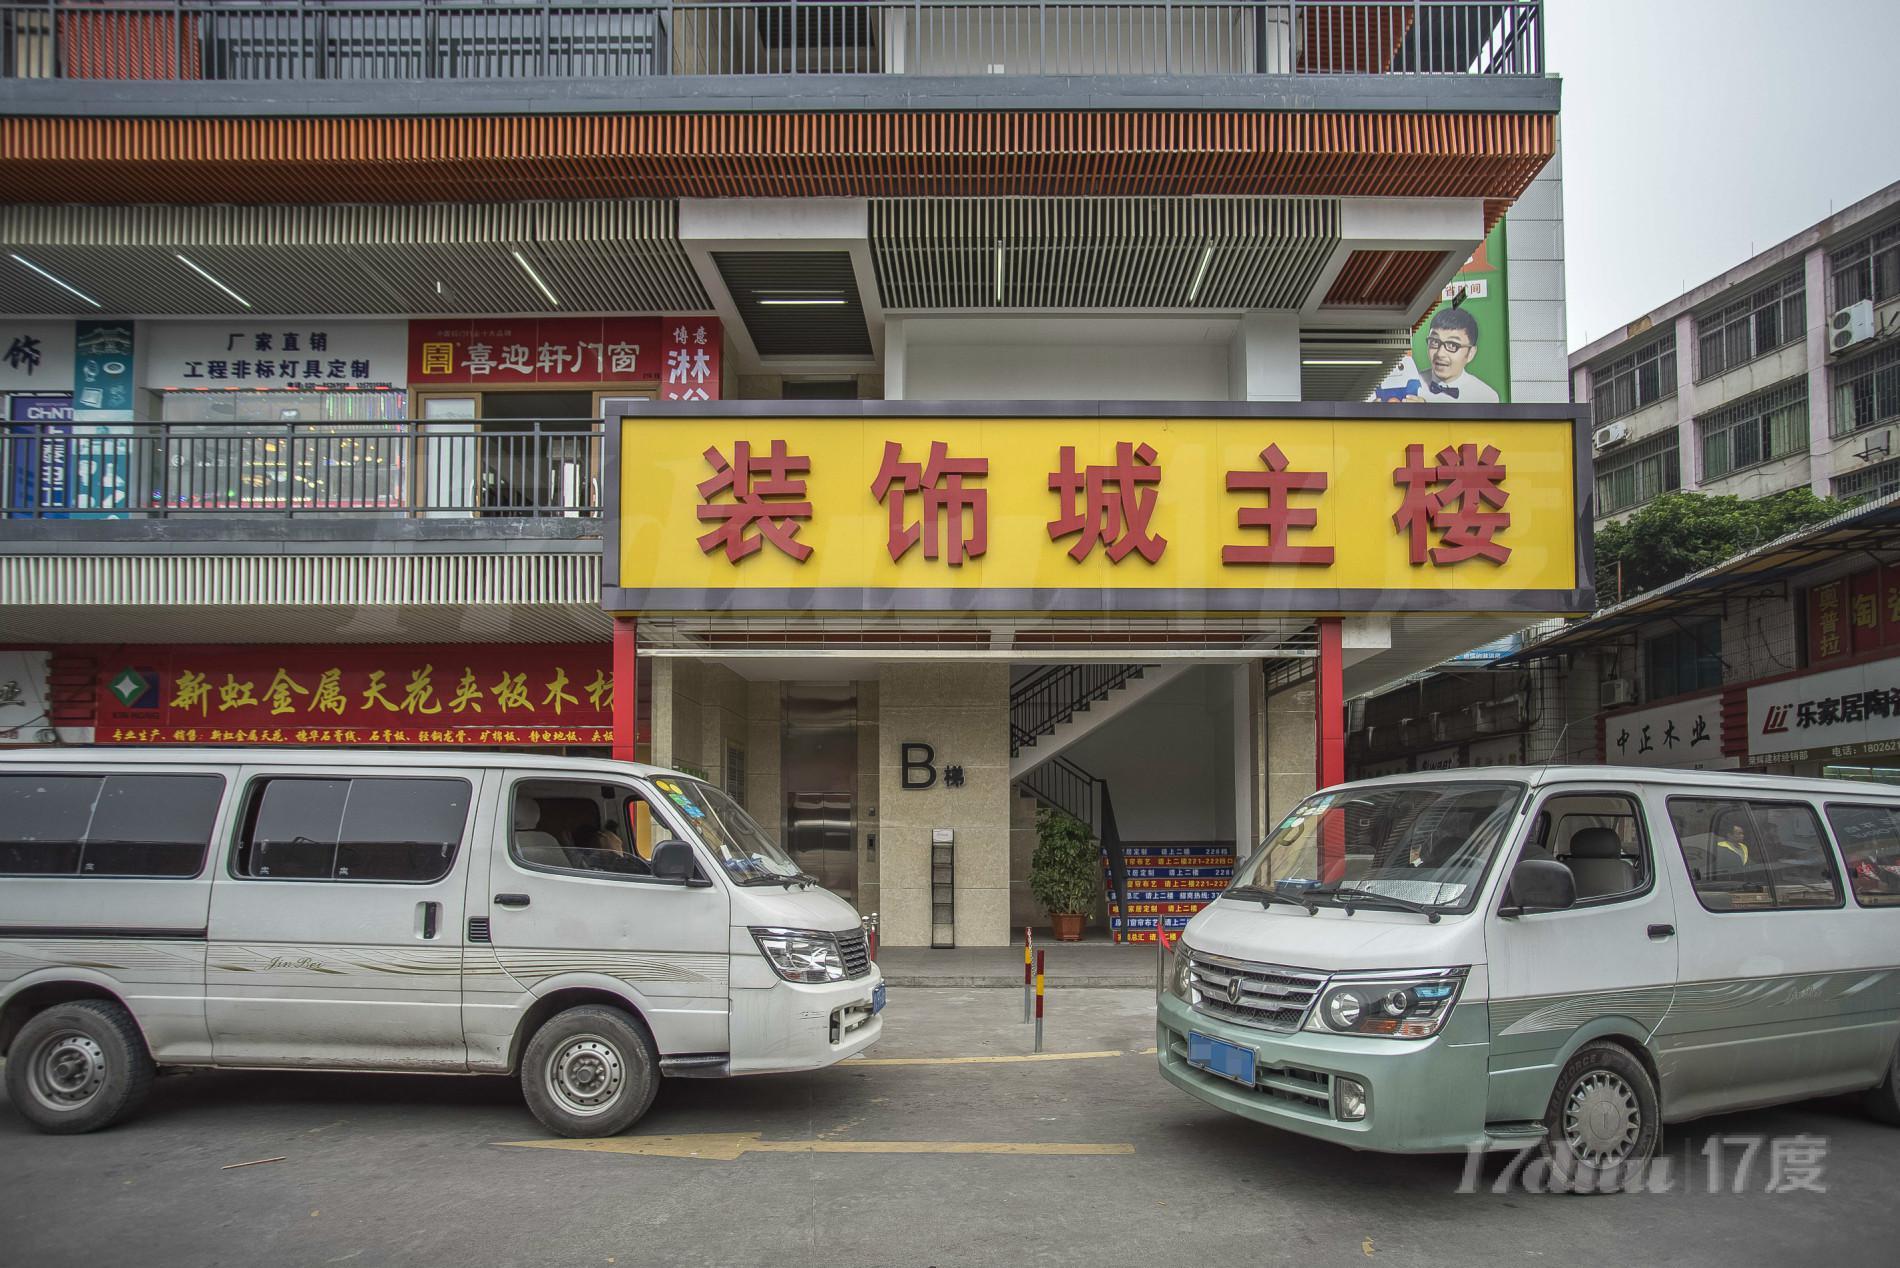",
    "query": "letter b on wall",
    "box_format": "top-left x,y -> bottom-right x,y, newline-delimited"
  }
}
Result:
901,742 -> 937,790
